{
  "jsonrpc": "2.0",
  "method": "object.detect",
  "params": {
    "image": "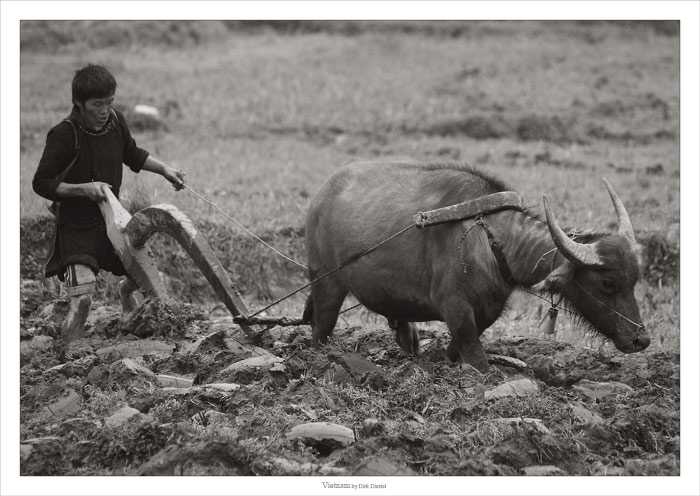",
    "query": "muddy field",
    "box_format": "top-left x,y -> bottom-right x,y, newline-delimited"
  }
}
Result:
18,21 -> 680,476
